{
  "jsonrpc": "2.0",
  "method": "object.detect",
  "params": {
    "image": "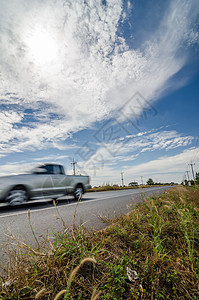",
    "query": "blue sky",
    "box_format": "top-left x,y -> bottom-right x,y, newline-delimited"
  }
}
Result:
0,0 -> 199,186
